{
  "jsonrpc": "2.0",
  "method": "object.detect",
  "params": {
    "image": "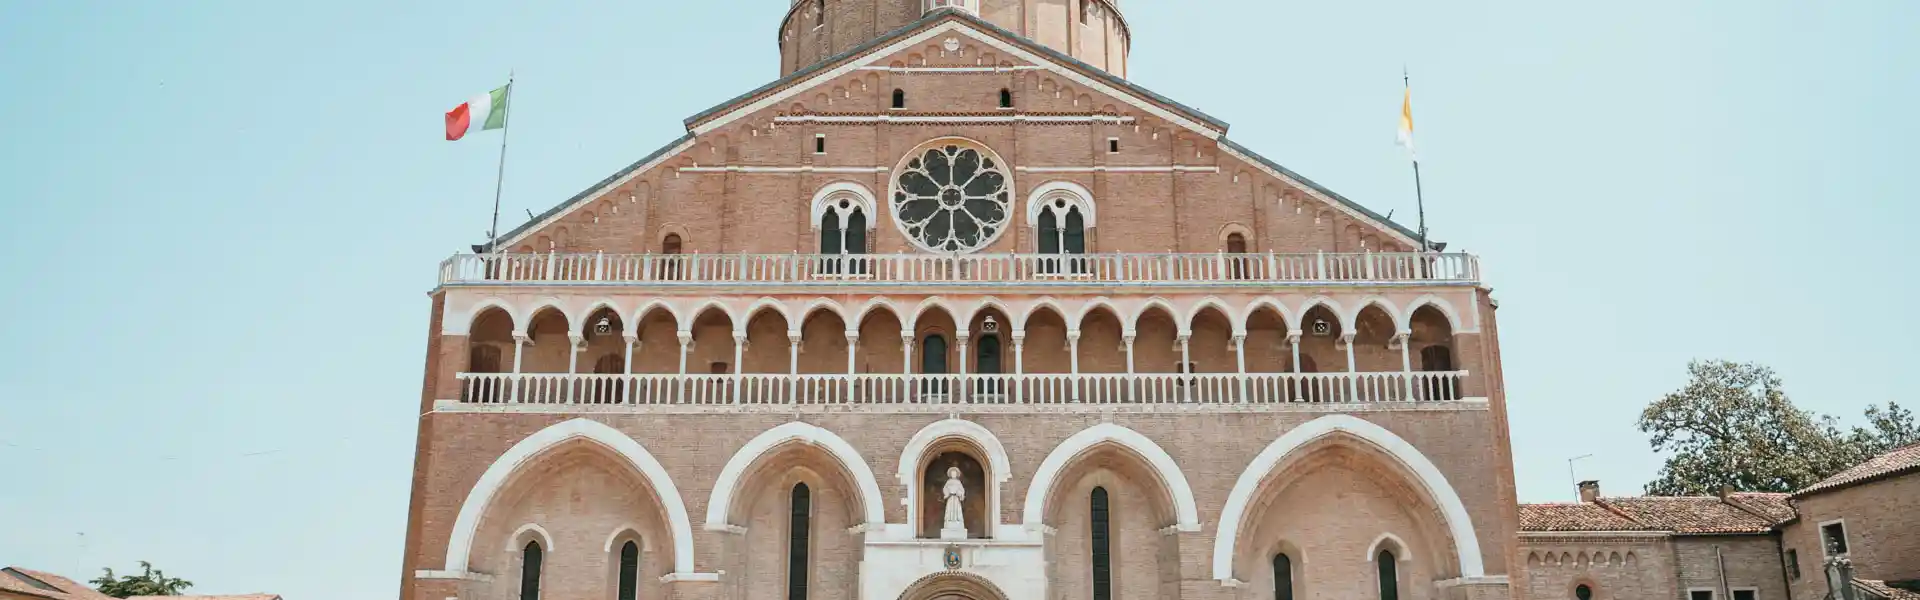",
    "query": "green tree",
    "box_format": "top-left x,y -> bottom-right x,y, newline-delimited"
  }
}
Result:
89,561 -> 192,598
1638,360 -> 1918,496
